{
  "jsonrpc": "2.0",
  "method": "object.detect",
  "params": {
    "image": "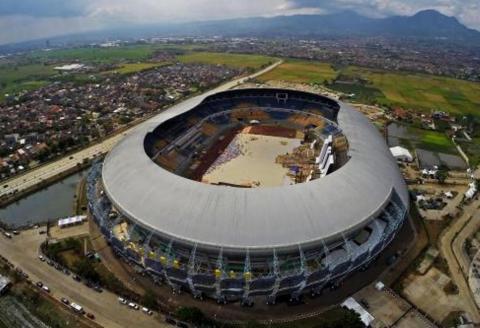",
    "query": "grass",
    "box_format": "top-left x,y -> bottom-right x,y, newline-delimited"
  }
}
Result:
339,66 -> 480,116
177,52 -> 275,70
0,64 -> 57,100
457,137 -> 480,167
102,62 -> 170,75
329,81 -> 384,104
28,45 -> 158,63
418,129 -> 454,153
258,60 -> 337,84
390,123 -> 456,154
258,60 -> 480,117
